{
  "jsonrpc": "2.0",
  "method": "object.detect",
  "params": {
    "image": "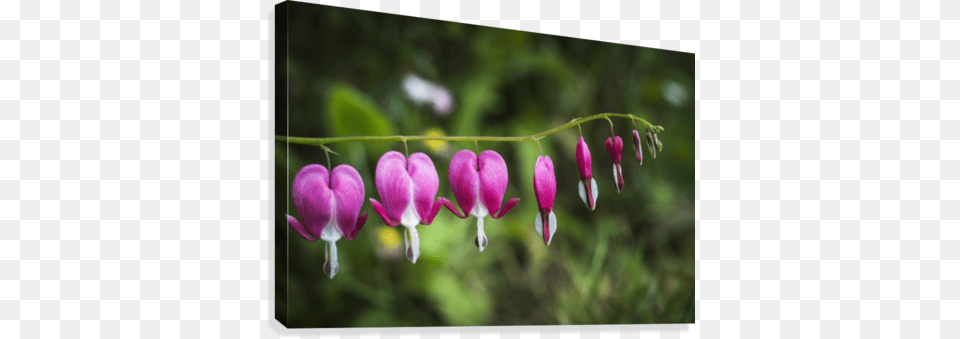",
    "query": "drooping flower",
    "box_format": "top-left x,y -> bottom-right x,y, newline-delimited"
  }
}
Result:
369,151 -> 443,264
605,136 -> 625,193
632,129 -> 643,165
440,149 -> 520,251
533,155 -> 557,245
575,136 -> 598,210
286,164 -> 368,279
